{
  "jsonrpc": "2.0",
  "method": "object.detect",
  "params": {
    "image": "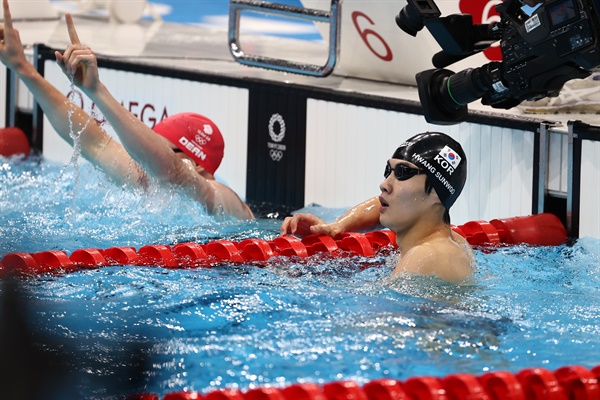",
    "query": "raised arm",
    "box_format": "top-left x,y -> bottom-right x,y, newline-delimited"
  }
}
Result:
56,14 -> 225,212
0,0 -> 146,187
280,196 -> 382,238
